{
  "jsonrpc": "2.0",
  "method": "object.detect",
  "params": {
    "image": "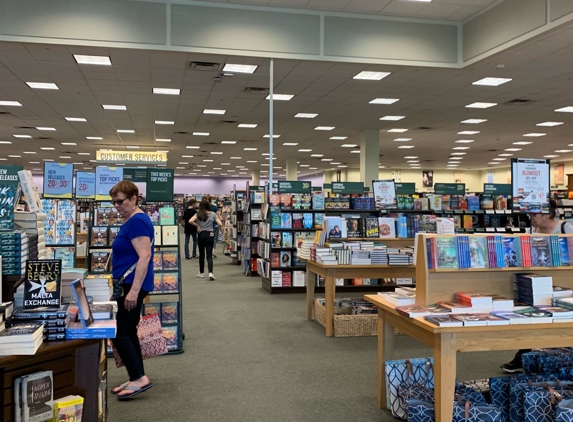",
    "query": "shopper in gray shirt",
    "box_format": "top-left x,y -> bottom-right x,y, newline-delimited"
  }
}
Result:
189,200 -> 223,280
